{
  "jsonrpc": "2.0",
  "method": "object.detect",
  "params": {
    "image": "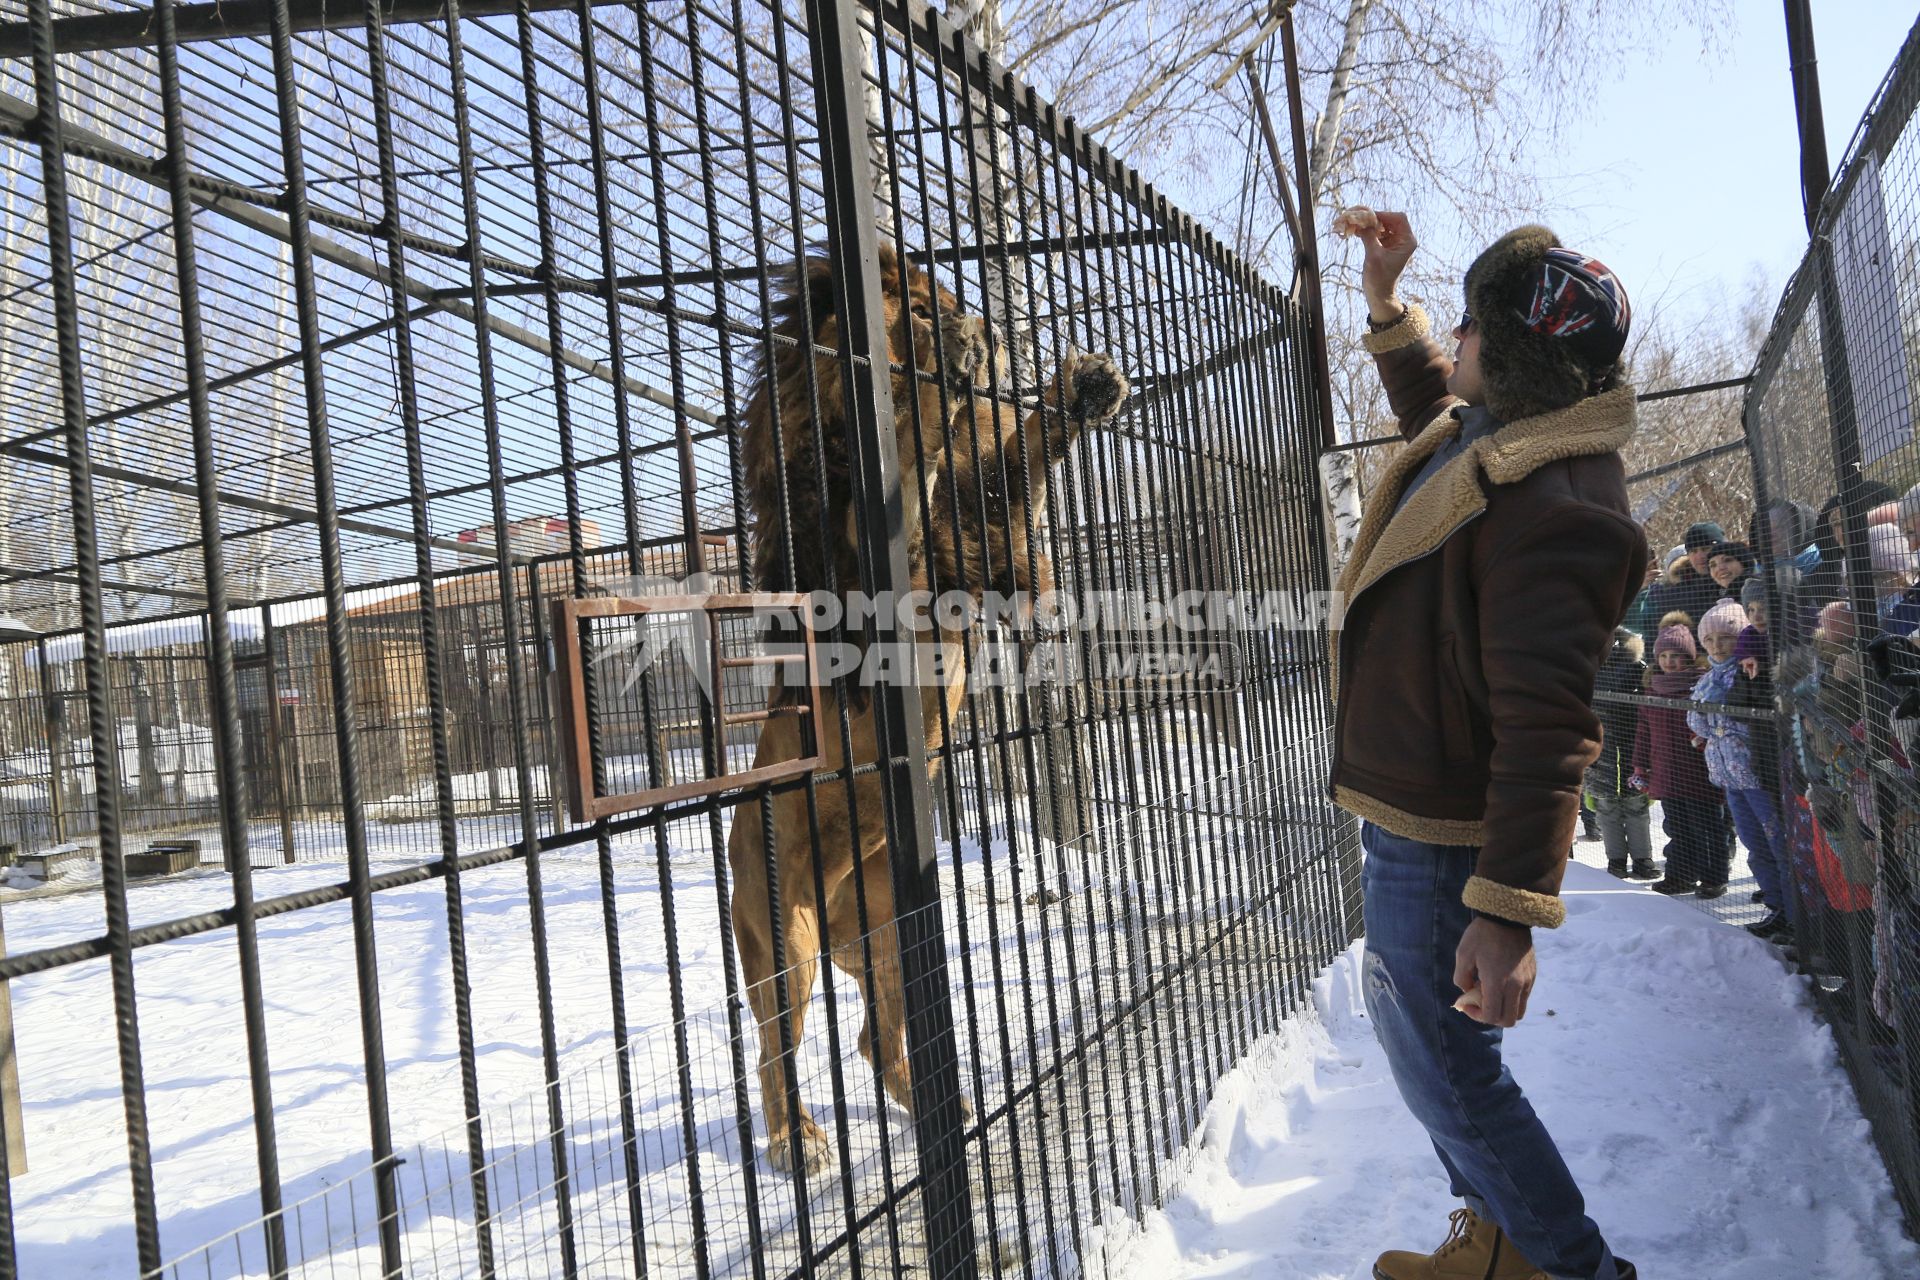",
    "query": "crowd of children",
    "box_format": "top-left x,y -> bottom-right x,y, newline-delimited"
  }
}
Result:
1590,520 -> 1799,941
1593,488 -> 1920,964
